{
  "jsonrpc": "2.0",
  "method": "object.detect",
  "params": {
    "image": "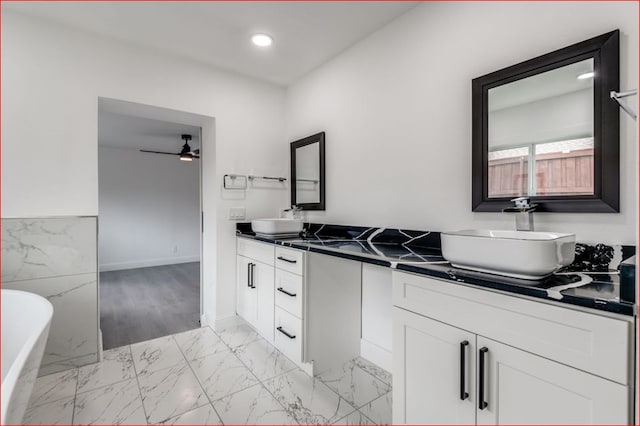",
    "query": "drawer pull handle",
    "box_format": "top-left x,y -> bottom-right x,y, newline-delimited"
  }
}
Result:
478,347 -> 488,410
460,340 -> 469,401
277,287 -> 297,297
277,256 -> 297,264
276,326 -> 296,339
249,263 -> 256,288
